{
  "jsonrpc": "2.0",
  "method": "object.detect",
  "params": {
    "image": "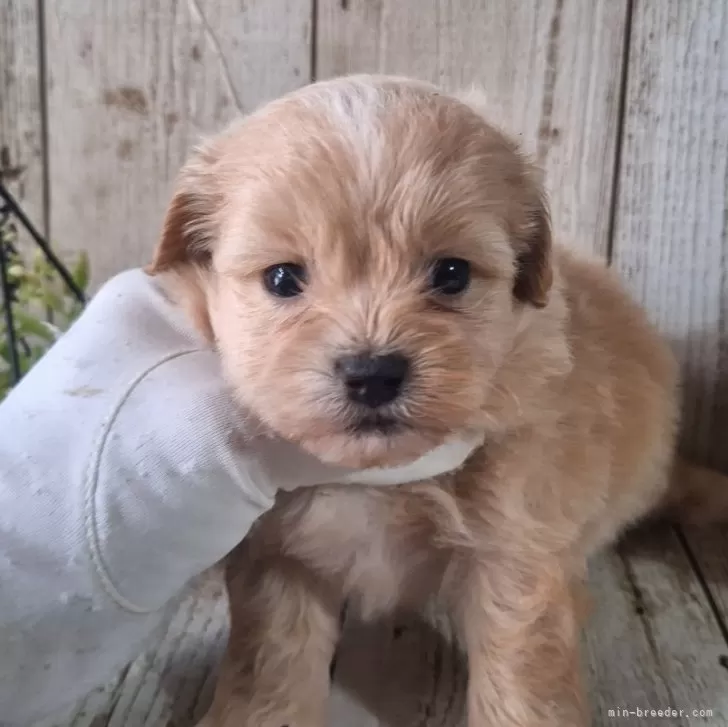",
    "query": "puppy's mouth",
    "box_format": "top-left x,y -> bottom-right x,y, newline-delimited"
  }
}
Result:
295,405 -> 455,469
346,412 -> 406,436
